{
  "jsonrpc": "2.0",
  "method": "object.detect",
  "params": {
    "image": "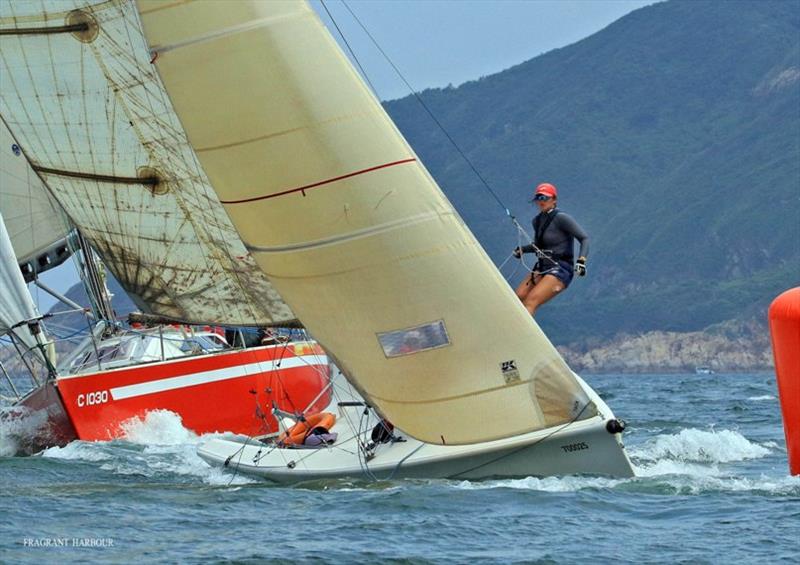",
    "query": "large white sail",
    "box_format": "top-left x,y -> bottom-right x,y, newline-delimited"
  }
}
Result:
0,119 -> 70,268
0,0 -> 294,326
137,0 -> 595,444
